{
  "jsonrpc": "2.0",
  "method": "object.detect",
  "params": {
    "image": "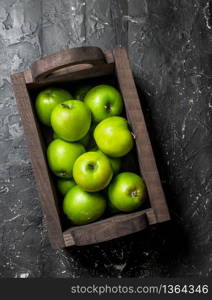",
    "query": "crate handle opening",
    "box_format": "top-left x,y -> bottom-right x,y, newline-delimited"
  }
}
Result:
31,46 -> 106,82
